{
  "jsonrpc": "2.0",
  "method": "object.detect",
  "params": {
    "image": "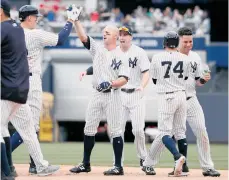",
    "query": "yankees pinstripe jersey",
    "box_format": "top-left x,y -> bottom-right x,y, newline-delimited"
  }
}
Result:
119,44 -> 150,89
185,50 -> 207,97
150,51 -> 191,93
88,36 -> 129,87
24,28 -> 58,74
